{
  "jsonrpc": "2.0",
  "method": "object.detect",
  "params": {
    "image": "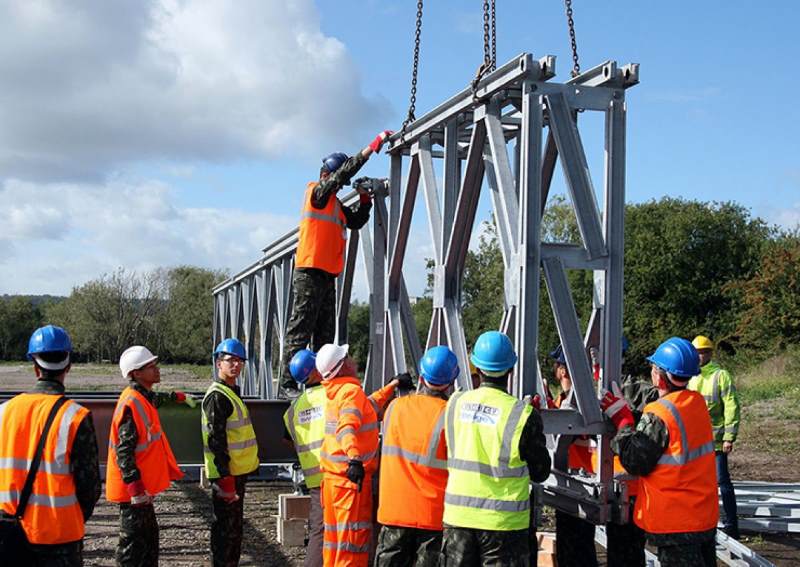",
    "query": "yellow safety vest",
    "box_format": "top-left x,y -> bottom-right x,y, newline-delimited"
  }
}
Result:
283,385 -> 326,488
202,382 -> 259,478
443,386 -> 532,531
